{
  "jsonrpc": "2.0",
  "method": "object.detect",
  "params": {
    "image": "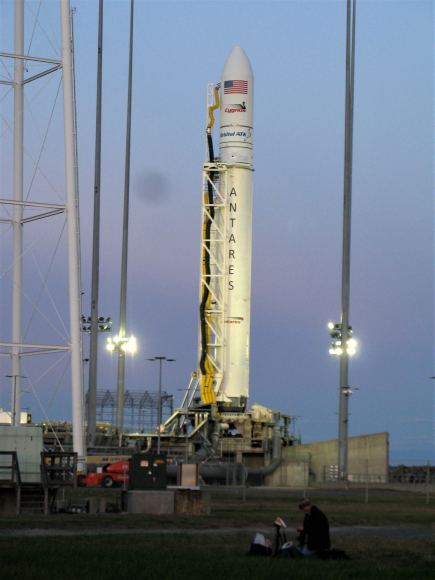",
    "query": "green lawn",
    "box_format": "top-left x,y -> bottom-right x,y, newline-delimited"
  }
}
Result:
1,533 -> 434,580
0,487 -> 434,579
